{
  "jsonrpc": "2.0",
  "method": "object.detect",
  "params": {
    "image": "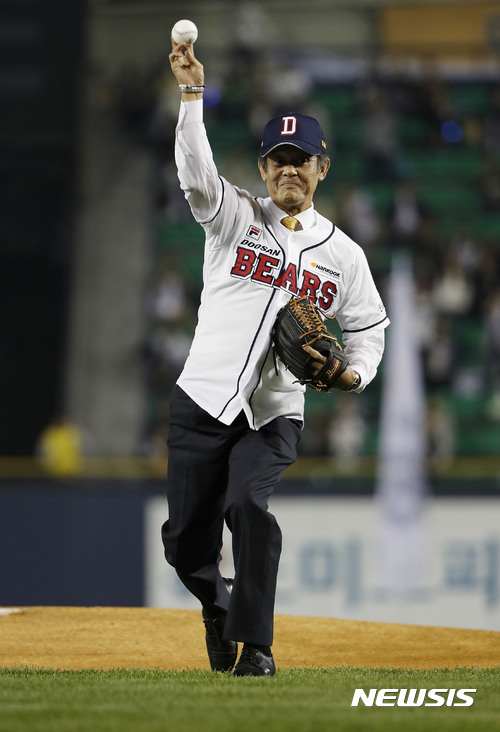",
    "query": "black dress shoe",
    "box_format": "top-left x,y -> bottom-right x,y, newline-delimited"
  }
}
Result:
202,579 -> 237,672
202,612 -> 238,671
232,647 -> 276,677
